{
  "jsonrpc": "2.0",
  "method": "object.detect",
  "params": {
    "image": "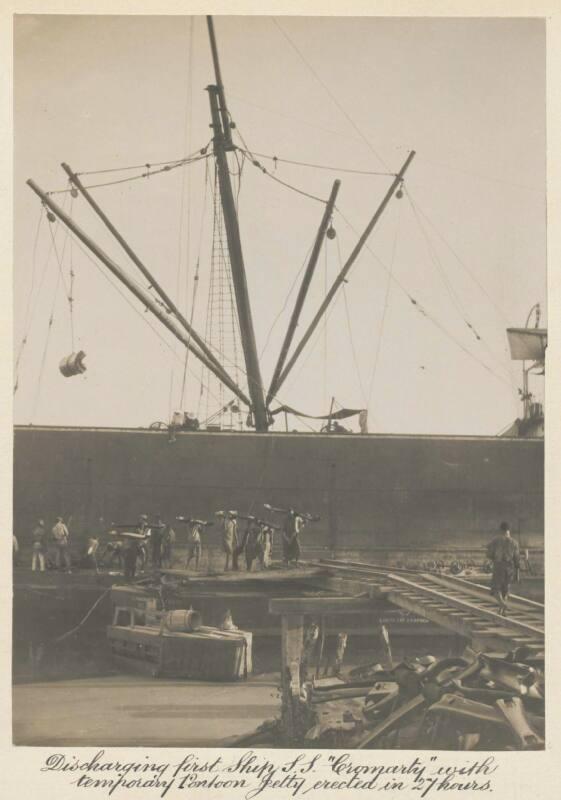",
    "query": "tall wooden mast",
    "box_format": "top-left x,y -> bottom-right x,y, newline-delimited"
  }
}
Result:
206,16 -> 269,431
